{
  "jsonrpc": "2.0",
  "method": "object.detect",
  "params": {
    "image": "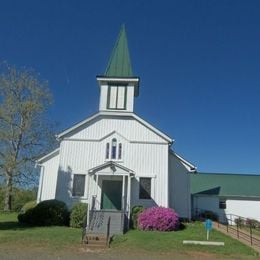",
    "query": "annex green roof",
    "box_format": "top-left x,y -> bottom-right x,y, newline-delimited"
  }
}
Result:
191,172 -> 260,198
105,25 -> 133,77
